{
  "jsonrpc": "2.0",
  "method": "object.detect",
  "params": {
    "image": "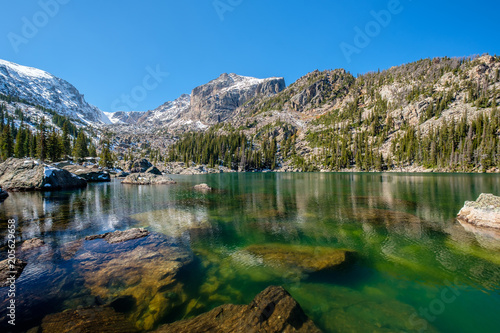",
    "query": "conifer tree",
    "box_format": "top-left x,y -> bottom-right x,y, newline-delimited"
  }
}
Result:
36,118 -> 47,161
